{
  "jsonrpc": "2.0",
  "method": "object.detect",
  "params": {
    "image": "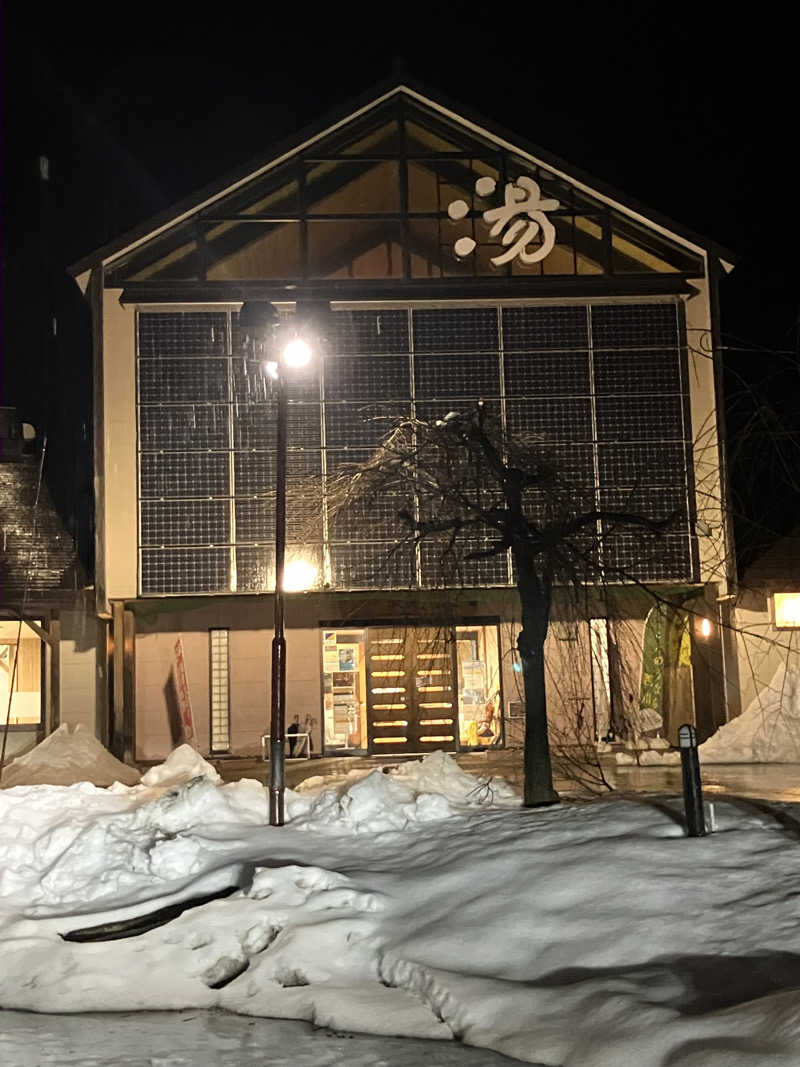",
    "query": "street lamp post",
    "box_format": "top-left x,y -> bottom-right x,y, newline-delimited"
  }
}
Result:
240,302 -> 319,827
269,367 -> 289,825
